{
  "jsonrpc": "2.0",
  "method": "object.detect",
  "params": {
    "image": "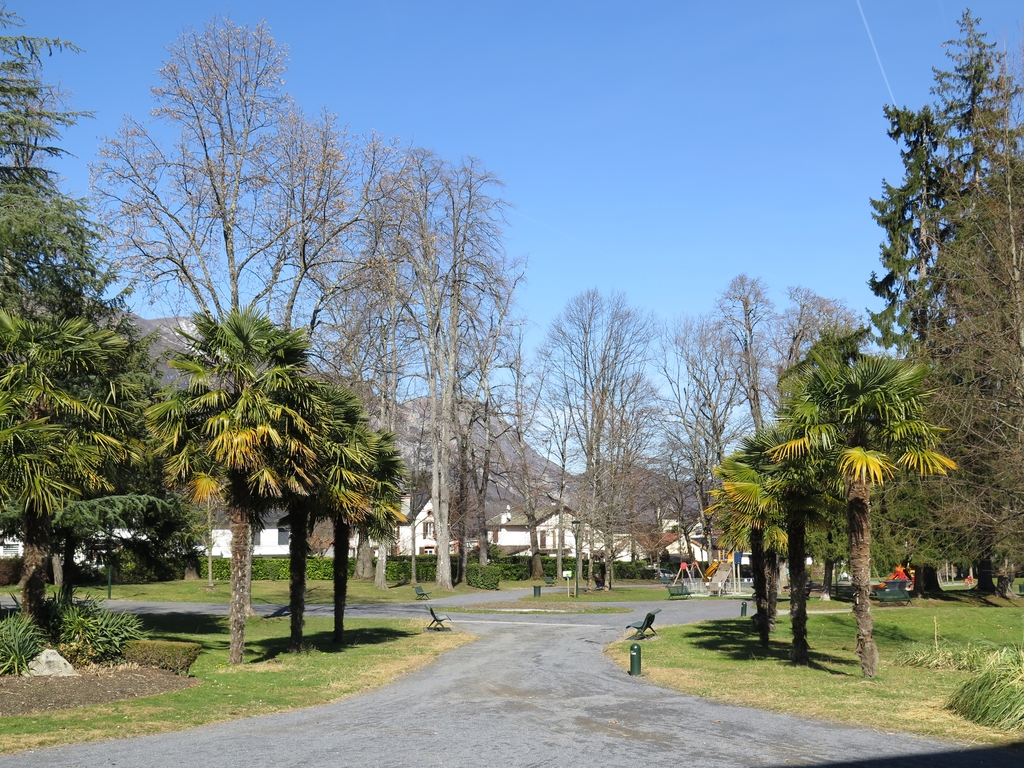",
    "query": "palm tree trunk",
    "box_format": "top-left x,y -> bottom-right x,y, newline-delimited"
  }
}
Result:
749,528 -> 770,647
288,505 -> 309,653
788,514 -> 809,665
228,502 -> 251,665
847,478 -> 878,678
333,517 -> 350,644
766,550 -> 779,626
19,509 -> 50,624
